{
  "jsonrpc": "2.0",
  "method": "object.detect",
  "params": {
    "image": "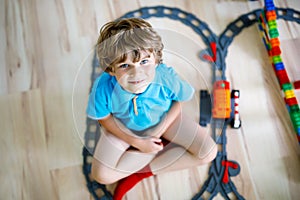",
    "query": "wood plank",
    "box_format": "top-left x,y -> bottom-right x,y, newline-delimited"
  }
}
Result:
0,0 -> 7,94
33,0 -> 92,170
50,165 -> 91,200
0,89 -> 56,199
1,0 -> 41,95
281,38 -> 300,84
